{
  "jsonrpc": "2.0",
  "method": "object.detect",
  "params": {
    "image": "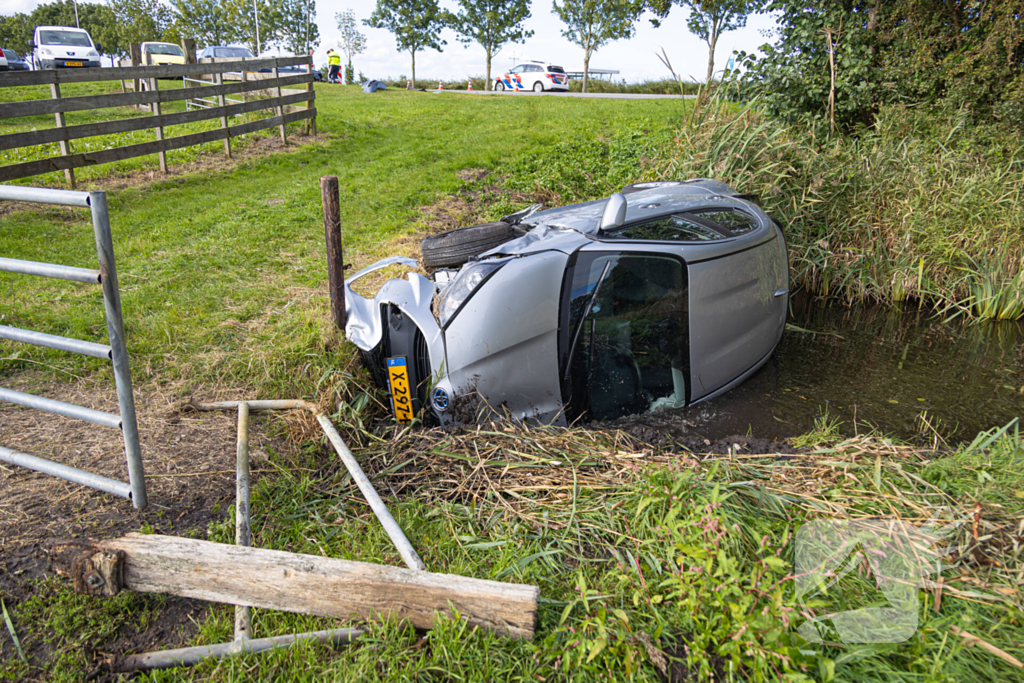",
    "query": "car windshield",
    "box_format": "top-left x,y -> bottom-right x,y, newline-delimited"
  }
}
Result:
563,253 -> 689,421
39,30 -> 92,47
214,47 -> 254,58
146,44 -> 183,56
